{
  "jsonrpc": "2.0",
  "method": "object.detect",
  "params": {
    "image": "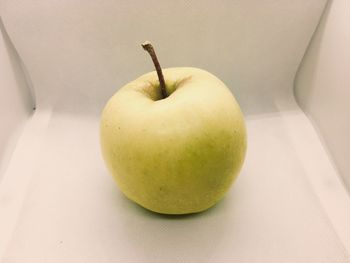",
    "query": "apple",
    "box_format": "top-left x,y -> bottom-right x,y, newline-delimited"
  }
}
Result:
100,41 -> 246,214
